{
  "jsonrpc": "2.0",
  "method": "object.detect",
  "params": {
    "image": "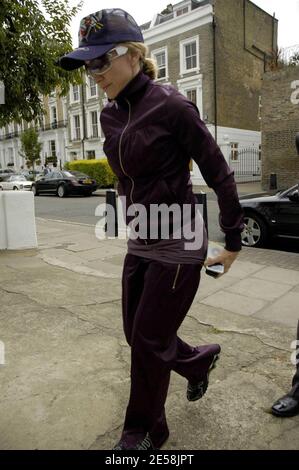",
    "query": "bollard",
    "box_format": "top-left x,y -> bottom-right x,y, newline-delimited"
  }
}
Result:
0,191 -> 37,250
195,192 -> 208,237
105,189 -> 118,237
269,173 -> 277,190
